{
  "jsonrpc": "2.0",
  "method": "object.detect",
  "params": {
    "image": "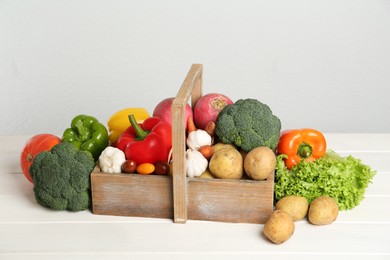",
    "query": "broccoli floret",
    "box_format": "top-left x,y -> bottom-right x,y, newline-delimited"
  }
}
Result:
29,142 -> 95,211
215,98 -> 281,152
